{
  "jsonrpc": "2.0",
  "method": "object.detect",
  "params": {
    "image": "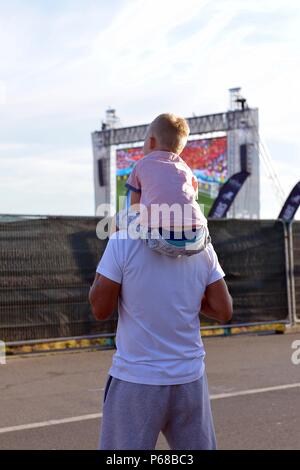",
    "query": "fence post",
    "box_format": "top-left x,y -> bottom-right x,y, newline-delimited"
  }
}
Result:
283,221 -> 294,325
288,222 -> 297,324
